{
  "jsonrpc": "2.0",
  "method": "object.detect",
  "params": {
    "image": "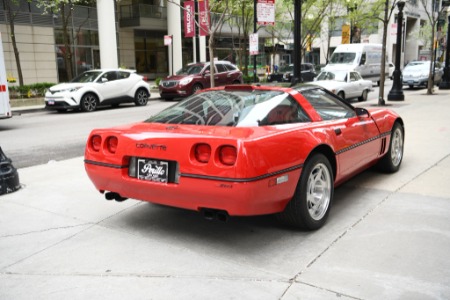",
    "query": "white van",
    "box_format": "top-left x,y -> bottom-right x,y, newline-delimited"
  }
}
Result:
0,32 -> 12,120
323,43 -> 388,85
